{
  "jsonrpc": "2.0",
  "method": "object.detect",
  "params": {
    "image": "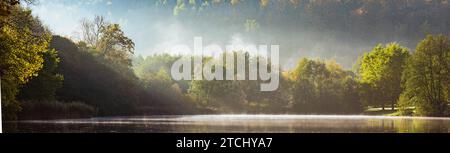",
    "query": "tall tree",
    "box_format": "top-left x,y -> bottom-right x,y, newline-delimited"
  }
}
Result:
357,43 -> 409,110
97,23 -> 135,67
78,16 -> 134,67
79,15 -> 106,47
401,35 -> 449,116
0,6 -> 51,120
